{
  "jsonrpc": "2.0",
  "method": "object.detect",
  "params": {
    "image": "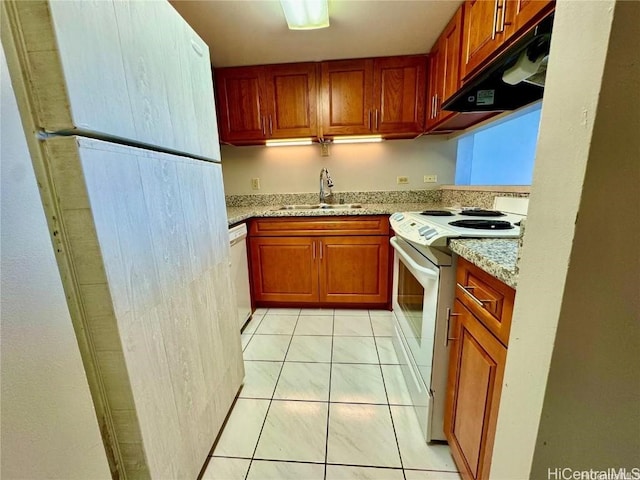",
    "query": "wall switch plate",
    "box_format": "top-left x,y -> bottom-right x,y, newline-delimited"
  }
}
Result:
251,178 -> 260,190
397,176 -> 409,185
424,174 -> 438,183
